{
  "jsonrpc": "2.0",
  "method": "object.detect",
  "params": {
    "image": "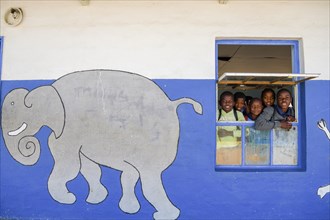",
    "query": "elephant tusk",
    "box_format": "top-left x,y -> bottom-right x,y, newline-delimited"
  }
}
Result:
8,123 -> 28,136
